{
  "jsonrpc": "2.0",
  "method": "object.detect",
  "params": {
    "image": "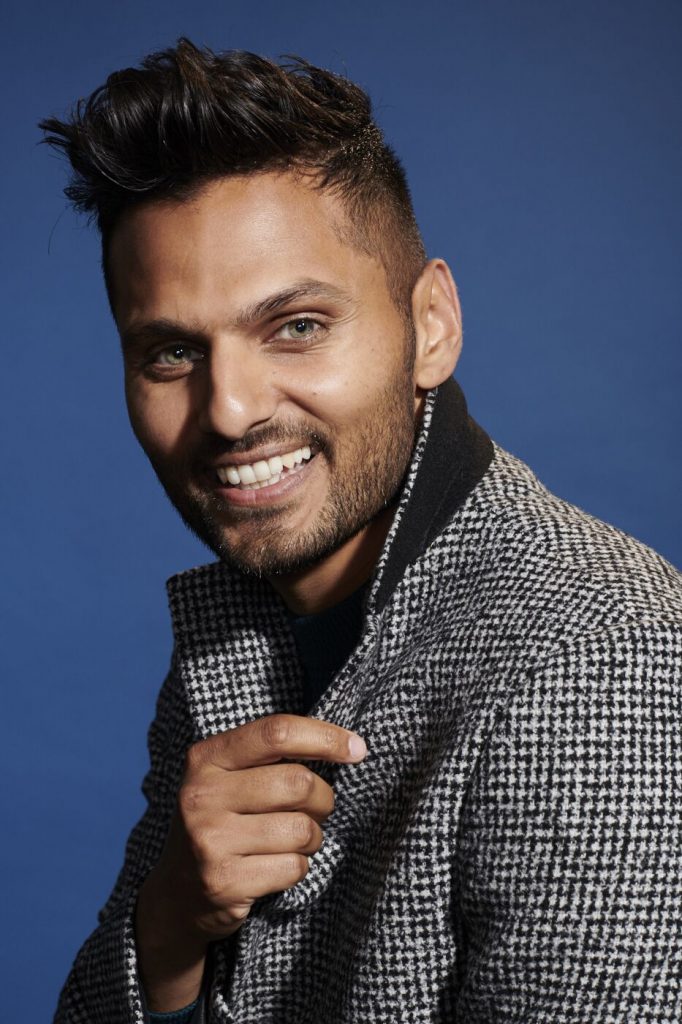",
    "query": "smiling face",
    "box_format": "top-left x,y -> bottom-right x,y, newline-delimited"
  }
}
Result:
109,172 -> 423,581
